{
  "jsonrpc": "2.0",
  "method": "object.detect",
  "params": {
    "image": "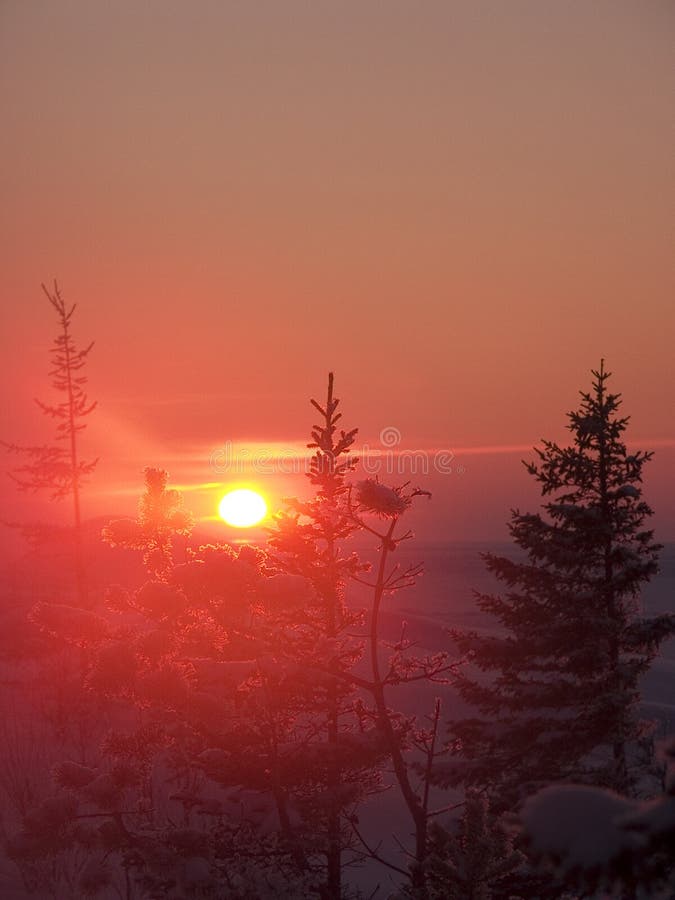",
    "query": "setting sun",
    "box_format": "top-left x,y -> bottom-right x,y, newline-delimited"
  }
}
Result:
218,488 -> 267,528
